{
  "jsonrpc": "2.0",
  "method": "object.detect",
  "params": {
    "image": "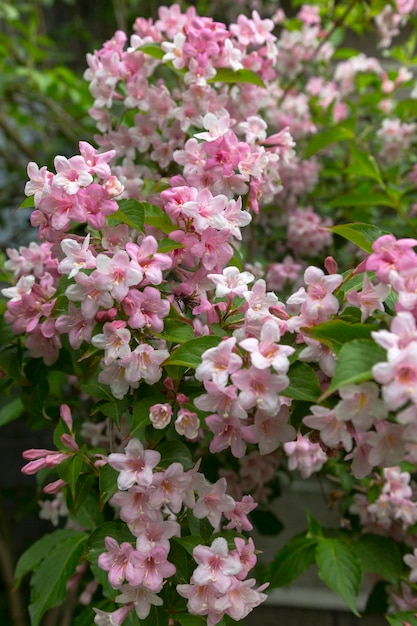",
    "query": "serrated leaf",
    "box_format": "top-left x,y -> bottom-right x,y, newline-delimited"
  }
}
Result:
327,191 -> 395,209
209,67 -> 265,87
268,535 -> 318,589
0,397 -> 24,426
157,440 -> 194,470
347,145 -> 384,185
172,536 -> 202,556
144,203 -> 176,233
99,463 -> 119,503
353,534 -> 403,584
28,531 -> 87,626
14,529 -> 84,587
58,454 -> 83,495
282,362 -> 321,402
81,380 -> 115,402
164,336 -> 222,368
94,397 -> 128,427
155,319 -> 195,344
327,223 -> 384,253
316,537 -> 362,616
323,339 -> 387,398
305,321 -> 373,352
111,198 -> 145,231
86,521 -> 136,564
304,124 -> 354,158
